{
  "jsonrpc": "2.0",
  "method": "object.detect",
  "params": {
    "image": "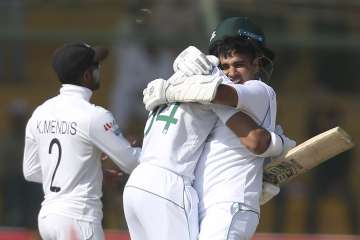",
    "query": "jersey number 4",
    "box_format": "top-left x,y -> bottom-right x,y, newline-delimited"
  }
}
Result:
144,102 -> 180,135
49,138 -> 62,192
